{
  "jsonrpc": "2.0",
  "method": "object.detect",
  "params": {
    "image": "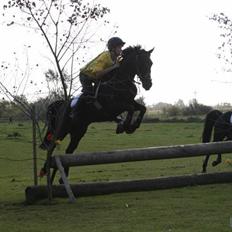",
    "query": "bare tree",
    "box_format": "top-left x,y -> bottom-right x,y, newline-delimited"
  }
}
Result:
210,13 -> 232,72
45,69 -> 67,98
3,0 -> 110,100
